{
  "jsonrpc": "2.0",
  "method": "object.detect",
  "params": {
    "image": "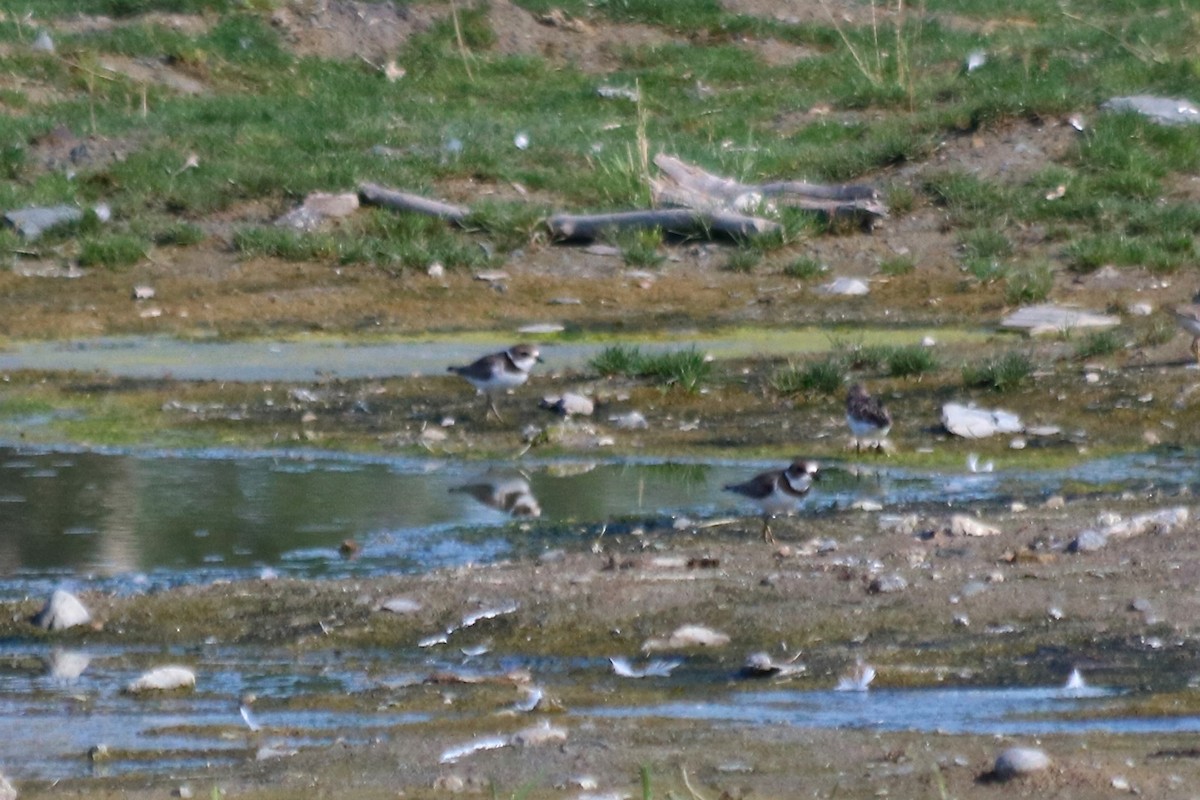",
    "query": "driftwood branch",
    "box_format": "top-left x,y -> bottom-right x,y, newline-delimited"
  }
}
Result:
651,154 -> 887,222
358,182 -> 469,223
357,154 -> 883,243
546,209 -> 780,241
